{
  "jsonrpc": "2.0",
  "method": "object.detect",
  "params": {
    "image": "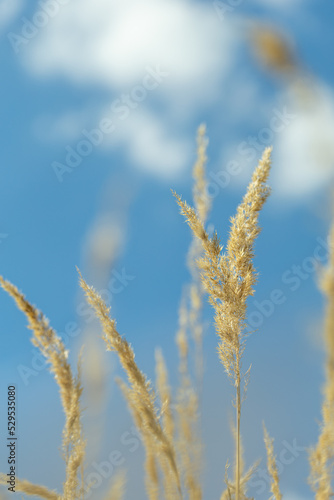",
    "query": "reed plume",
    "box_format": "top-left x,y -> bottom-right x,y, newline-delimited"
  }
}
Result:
103,471 -> 126,500
263,425 -> 282,500
188,123 -> 211,388
174,146 -> 272,500
155,349 -> 174,444
78,271 -> 182,499
0,476 -> 60,500
117,377 -> 159,500
309,220 -> 334,499
175,293 -> 202,500
173,124 -> 211,500
250,25 -> 297,75
3,122 -> 334,500
0,276 -> 85,500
